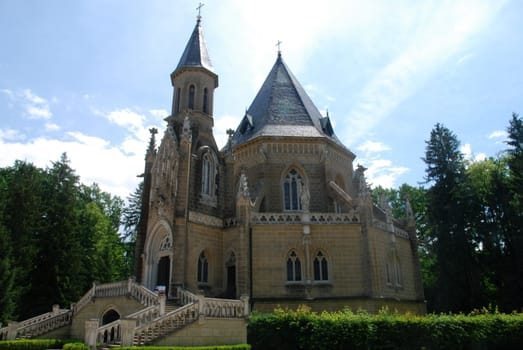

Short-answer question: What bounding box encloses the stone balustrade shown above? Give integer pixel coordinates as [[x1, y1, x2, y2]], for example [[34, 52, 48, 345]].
[[0, 326, 8, 340], [73, 284, 96, 314], [251, 211, 360, 225], [133, 302, 199, 346], [177, 287, 198, 305], [126, 305, 161, 327], [14, 309, 72, 339], [129, 281, 160, 307], [202, 297, 246, 318], [95, 319, 121, 345]]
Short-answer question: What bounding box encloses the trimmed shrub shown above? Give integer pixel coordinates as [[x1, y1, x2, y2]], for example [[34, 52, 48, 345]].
[[248, 307, 523, 350], [118, 345, 251, 350], [63, 342, 89, 350], [0, 339, 67, 350]]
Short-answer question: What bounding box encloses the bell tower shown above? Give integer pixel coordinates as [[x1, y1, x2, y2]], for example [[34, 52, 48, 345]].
[[168, 13, 218, 148]]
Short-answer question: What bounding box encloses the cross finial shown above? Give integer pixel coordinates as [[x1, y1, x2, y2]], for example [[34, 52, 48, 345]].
[[276, 40, 282, 56], [226, 129, 235, 138], [196, 2, 204, 21]]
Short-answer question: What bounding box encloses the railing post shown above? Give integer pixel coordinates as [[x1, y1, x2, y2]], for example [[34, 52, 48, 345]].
[[197, 292, 205, 322], [240, 295, 250, 317], [92, 281, 97, 298], [159, 294, 166, 315], [120, 318, 137, 346], [52, 304, 60, 314], [84, 318, 99, 350], [6, 322, 19, 340]]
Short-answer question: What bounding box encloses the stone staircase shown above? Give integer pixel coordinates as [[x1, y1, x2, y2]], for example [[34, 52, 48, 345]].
[[1, 279, 249, 348]]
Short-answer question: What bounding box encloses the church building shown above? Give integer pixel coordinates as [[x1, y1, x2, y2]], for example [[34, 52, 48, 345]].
[[135, 15, 425, 314]]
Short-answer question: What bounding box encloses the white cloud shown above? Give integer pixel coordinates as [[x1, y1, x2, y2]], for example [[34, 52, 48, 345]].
[[214, 114, 242, 149], [362, 159, 409, 189], [0, 128, 25, 141], [0, 134, 144, 199], [149, 109, 169, 122], [106, 109, 146, 133], [45, 122, 60, 131], [488, 130, 506, 139], [26, 105, 52, 119], [357, 141, 391, 153], [340, 1, 504, 145], [461, 143, 487, 162]]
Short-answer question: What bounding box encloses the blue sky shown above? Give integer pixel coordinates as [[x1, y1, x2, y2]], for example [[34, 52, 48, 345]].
[[1, 0, 522, 199]]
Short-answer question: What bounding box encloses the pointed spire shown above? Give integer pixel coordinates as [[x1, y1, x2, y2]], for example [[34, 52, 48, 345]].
[[174, 16, 214, 74]]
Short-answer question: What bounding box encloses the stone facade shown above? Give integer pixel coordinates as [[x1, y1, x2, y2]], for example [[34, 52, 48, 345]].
[[135, 17, 425, 314]]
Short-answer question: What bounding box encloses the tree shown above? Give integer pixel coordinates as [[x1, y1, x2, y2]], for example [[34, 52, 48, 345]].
[[27, 153, 83, 315], [422, 123, 481, 312]]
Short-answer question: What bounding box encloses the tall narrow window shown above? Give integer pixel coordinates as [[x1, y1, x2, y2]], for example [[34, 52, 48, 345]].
[[286, 250, 302, 282], [201, 153, 213, 196], [188, 85, 195, 110], [203, 88, 208, 114], [283, 169, 303, 211], [313, 251, 329, 281], [176, 88, 181, 113], [197, 252, 208, 283], [394, 258, 402, 286]]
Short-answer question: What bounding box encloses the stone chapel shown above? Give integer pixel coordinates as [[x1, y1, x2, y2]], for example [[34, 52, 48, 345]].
[[134, 16, 426, 314]]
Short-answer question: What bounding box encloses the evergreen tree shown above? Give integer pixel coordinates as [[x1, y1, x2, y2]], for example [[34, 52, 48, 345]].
[[27, 153, 83, 315], [504, 113, 523, 310], [1, 161, 46, 319], [422, 123, 481, 312]]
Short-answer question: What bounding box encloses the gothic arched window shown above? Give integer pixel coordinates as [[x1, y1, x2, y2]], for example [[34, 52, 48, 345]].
[[197, 251, 208, 283], [188, 84, 195, 110], [313, 251, 329, 281], [286, 250, 302, 282], [203, 88, 208, 114], [283, 169, 303, 211], [201, 152, 214, 196]]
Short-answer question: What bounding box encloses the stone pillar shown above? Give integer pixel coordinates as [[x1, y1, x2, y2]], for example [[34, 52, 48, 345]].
[[127, 277, 133, 294], [120, 318, 137, 347], [84, 318, 99, 350], [159, 294, 166, 315], [6, 322, 19, 340], [52, 304, 60, 314], [240, 295, 250, 317], [197, 292, 206, 323]]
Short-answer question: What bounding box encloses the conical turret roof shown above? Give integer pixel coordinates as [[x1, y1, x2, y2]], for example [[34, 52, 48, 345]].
[[232, 53, 344, 148], [174, 19, 215, 74]]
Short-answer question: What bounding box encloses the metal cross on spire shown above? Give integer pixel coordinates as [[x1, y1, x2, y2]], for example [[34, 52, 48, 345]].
[[196, 2, 205, 21], [276, 40, 282, 56]]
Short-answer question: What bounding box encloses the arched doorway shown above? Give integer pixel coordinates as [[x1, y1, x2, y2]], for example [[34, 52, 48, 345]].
[[225, 252, 236, 299], [143, 220, 174, 295], [156, 255, 171, 295], [101, 309, 120, 325]]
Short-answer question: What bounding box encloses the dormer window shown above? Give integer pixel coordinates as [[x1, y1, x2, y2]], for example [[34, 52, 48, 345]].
[[188, 84, 195, 110]]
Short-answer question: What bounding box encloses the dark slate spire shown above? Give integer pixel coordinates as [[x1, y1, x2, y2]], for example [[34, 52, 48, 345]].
[[232, 53, 344, 148], [174, 18, 214, 73]]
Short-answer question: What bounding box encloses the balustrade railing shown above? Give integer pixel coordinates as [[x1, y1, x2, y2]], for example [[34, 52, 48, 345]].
[[176, 287, 198, 305], [129, 281, 160, 307], [0, 326, 8, 340], [95, 319, 121, 345], [202, 297, 245, 318], [15, 310, 72, 339], [133, 302, 199, 346], [251, 211, 360, 224]]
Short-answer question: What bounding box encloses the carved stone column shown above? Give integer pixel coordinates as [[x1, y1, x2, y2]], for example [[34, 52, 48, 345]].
[[84, 318, 99, 350], [120, 318, 137, 346]]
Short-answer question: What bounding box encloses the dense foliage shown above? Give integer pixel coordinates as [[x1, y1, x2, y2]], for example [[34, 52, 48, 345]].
[[118, 346, 251, 350], [375, 114, 523, 313], [0, 154, 135, 323], [248, 307, 523, 350]]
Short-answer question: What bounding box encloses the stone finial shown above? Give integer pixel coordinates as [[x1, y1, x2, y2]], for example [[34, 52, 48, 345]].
[[355, 164, 370, 198], [405, 194, 415, 224], [237, 171, 250, 198]]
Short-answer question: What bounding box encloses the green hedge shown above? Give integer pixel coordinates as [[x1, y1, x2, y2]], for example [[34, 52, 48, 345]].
[[62, 342, 89, 350], [0, 339, 68, 350], [248, 306, 523, 350], [119, 346, 250, 350]]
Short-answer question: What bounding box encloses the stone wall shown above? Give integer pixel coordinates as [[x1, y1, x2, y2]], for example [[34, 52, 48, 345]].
[[154, 318, 247, 347]]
